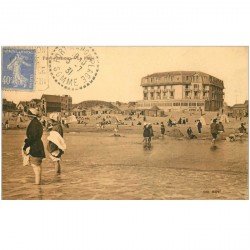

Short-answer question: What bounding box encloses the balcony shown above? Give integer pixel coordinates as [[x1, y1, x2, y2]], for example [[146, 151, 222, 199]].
[[149, 89, 155, 93], [184, 88, 192, 92]]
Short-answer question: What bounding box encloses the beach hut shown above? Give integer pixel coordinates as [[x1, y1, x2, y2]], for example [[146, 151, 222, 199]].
[[147, 106, 164, 117]]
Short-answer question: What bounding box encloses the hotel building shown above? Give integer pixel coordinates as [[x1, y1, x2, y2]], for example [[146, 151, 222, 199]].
[[137, 71, 224, 111]]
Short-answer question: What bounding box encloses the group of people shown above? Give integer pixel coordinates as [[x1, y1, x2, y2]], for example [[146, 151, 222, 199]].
[[22, 108, 66, 185]]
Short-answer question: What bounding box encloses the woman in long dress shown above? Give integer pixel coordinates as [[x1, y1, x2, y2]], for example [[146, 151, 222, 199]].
[[23, 108, 45, 184]]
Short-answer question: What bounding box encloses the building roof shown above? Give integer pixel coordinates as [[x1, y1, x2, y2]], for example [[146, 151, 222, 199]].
[[150, 105, 161, 111], [232, 104, 247, 109], [42, 94, 61, 103], [72, 107, 86, 112], [146, 71, 207, 78], [141, 71, 224, 88], [30, 99, 41, 103], [17, 101, 29, 106]]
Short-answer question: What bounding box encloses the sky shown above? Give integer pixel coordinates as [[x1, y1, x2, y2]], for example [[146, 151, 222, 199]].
[[3, 47, 248, 106]]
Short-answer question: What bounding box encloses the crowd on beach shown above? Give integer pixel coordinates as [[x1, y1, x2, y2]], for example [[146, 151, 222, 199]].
[[2, 107, 248, 184], [142, 116, 247, 146]]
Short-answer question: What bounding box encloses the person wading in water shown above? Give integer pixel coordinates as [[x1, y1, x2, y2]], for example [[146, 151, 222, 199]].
[[210, 119, 219, 145], [23, 108, 45, 185], [47, 113, 66, 174]]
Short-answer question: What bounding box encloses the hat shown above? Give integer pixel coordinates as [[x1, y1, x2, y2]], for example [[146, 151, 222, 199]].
[[27, 108, 39, 117], [49, 112, 59, 121]]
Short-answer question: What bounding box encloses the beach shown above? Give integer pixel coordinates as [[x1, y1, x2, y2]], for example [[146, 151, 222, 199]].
[[2, 114, 248, 199]]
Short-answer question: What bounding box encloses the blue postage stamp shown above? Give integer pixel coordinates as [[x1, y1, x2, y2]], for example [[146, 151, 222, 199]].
[[1, 48, 35, 91]]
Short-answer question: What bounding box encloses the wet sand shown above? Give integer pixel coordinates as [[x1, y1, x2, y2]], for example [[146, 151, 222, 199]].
[[2, 128, 248, 200]]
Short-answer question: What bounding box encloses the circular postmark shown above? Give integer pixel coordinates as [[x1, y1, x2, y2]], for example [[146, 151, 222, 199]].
[[48, 47, 99, 91]]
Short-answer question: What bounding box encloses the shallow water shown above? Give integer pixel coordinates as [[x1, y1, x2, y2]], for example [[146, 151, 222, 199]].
[[2, 130, 248, 199]]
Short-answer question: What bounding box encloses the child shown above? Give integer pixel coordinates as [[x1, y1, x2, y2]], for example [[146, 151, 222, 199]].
[[47, 113, 66, 174]]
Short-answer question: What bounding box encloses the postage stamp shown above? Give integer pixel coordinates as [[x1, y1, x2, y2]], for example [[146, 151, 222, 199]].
[[1, 48, 36, 91], [48, 46, 99, 91]]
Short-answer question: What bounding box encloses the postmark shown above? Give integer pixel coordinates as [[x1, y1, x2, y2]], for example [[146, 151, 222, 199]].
[[48, 47, 99, 91], [1, 48, 36, 91]]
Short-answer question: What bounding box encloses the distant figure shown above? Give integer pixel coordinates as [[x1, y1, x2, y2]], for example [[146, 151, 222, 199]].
[[23, 108, 45, 185], [178, 118, 182, 124], [160, 122, 165, 137], [114, 123, 119, 136], [5, 120, 9, 129], [168, 118, 173, 127], [187, 127, 197, 139], [218, 121, 225, 133], [143, 123, 151, 148], [210, 119, 219, 144], [42, 119, 46, 128], [197, 120, 202, 134], [239, 123, 247, 134], [143, 116, 146, 122], [148, 123, 154, 143], [218, 121, 225, 140]]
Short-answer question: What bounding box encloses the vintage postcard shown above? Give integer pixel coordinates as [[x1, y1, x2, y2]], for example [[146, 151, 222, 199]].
[[1, 46, 248, 200]]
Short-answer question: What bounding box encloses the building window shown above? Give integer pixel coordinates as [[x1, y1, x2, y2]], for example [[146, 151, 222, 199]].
[[186, 76, 189, 81], [173, 103, 180, 106], [189, 103, 197, 106]]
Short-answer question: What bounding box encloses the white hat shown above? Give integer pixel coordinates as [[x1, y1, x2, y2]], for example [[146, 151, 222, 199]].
[[28, 108, 39, 117], [49, 112, 59, 121]]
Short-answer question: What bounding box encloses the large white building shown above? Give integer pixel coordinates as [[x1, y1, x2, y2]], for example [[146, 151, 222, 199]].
[[137, 71, 224, 111]]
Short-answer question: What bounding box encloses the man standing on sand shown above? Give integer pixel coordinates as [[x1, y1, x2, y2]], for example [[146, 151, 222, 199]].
[[197, 120, 202, 134], [23, 108, 45, 185], [5, 119, 9, 129], [210, 119, 219, 144], [160, 122, 165, 138]]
